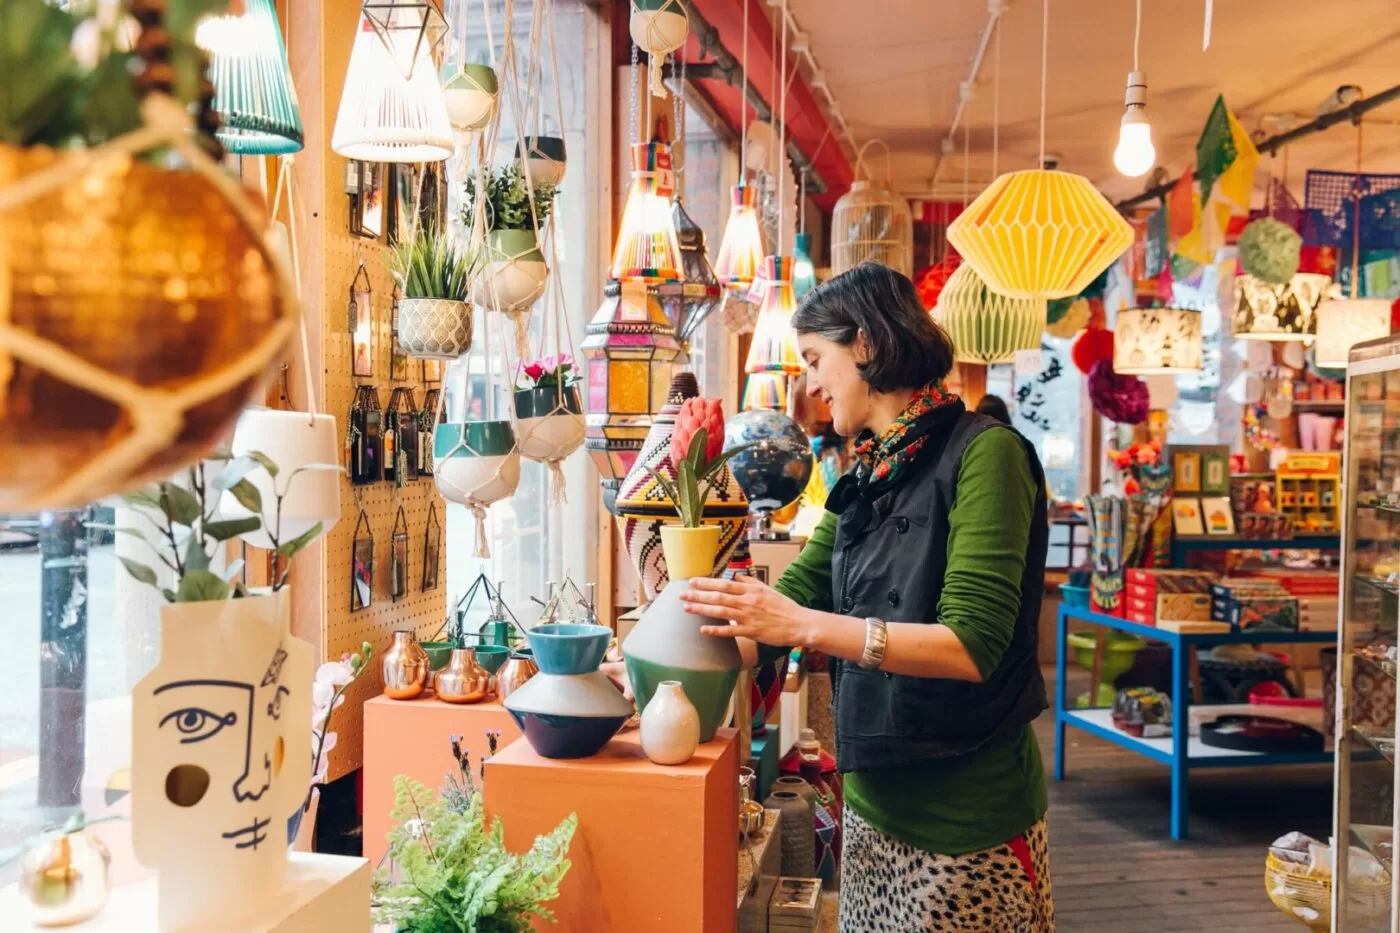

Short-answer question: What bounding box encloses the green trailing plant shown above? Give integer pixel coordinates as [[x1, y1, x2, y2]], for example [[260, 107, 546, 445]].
[[374, 739, 576, 933], [114, 452, 341, 601], [391, 227, 479, 302], [461, 164, 557, 233]]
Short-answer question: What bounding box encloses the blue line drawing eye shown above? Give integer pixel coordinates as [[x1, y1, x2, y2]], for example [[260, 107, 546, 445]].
[[160, 707, 237, 744]]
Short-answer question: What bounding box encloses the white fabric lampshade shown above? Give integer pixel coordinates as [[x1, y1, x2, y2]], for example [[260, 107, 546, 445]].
[[1314, 298, 1391, 368], [1113, 307, 1203, 374], [219, 409, 341, 550], [332, 15, 453, 163]]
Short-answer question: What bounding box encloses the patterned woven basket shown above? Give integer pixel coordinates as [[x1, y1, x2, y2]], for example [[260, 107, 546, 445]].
[[397, 298, 472, 359]]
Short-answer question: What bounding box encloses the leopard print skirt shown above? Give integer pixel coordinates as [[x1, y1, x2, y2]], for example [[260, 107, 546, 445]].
[[838, 807, 1054, 933]]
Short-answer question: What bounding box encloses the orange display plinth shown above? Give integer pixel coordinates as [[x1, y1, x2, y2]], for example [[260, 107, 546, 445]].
[[484, 728, 740, 933], [363, 694, 521, 868]]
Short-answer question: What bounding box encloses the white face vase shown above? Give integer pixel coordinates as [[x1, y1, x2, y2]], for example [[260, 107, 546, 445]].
[[132, 589, 312, 931]]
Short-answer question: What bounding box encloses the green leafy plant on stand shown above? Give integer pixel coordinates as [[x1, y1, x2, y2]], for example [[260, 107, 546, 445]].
[[375, 739, 577, 933], [460, 164, 557, 233], [390, 227, 479, 302]]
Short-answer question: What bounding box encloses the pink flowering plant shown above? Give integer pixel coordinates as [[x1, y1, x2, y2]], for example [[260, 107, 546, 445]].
[[306, 642, 374, 814], [517, 354, 576, 390]]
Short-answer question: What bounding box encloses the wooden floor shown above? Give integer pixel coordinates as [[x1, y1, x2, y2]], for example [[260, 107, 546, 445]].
[[1039, 666, 1334, 932]]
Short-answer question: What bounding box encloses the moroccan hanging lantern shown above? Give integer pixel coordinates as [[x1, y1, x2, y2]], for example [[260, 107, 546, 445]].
[[933, 263, 1047, 365], [610, 140, 683, 283], [1233, 272, 1332, 342], [1112, 307, 1203, 375], [581, 280, 681, 482], [1314, 298, 1391, 368], [195, 0, 304, 154], [745, 256, 803, 376], [946, 170, 1134, 300], [714, 184, 765, 292], [655, 197, 722, 346], [332, 3, 453, 163]]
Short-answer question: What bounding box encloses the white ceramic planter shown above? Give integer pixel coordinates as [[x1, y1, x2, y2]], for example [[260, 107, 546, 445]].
[[639, 680, 700, 765], [511, 385, 584, 463], [219, 408, 340, 549], [473, 230, 549, 313], [397, 297, 472, 359]]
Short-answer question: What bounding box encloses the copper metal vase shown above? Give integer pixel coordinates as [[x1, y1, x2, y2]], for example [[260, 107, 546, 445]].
[[381, 630, 430, 700], [434, 647, 491, 704], [495, 648, 539, 701]]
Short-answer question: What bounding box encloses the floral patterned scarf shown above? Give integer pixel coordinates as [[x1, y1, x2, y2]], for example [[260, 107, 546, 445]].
[[853, 381, 962, 488]]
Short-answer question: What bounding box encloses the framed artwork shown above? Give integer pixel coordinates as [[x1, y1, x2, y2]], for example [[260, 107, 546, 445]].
[[1201, 450, 1230, 496], [350, 510, 374, 612], [390, 294, 409, 381], [388, 162, 447, 245], [350, 162, 385, 239], [422, 502, 441, 591], [350, 263, 374, 378], [1171, 498, 1205, 536], [1169, 444, 1230, 496], [422, 358, 442, 384], [1202, 497, 1235, 535], [390, 506, 409, 602], [1172, 452, 1201, 493]]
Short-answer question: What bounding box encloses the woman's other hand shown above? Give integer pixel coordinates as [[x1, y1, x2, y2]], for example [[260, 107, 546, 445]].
[[683, 576, 814, 648]]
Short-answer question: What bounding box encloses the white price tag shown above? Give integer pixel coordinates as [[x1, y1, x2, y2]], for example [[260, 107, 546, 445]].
[[1014, 349, 1043, 376]]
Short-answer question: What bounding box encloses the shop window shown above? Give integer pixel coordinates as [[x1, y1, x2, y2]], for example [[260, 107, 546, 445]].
[[986, 336, 1086, 502]]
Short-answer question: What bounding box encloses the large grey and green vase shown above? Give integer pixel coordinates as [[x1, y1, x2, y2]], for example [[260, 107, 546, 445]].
[[623, 577, 741, 742]]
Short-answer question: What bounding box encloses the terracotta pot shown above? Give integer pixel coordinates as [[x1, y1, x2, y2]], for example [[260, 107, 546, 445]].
[[639, 680, 700, 765], [381, 630, 431, 700], [434, 647, 491, 704]]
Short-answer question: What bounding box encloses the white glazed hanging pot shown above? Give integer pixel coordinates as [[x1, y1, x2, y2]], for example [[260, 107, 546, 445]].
[[511, 383, 585, 462], [219, 408, 340, 549], [516, 135, 567, 187], [433, 421, 521, 506], [397, 297, 473, 359], [474, 229, 548, 313], [441, 62, 498, 133]]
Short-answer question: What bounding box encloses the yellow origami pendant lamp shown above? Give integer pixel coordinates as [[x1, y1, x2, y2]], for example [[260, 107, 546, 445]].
[[946, 0, 1133, 301]]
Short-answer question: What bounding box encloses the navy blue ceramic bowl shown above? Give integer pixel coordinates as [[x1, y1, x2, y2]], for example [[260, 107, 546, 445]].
[[508, 709, 628, 759], [526, 623, 612, 675]]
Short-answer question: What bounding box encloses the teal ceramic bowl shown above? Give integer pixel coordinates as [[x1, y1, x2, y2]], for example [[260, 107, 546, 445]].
[[434, 421, 516, 461], [526, 623, 612, 676], [474, 644, 510, 676], [421, 641, 456, 671]]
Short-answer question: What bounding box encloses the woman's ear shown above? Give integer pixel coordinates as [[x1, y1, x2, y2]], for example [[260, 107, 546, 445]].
[[853, 329, 872, 365]]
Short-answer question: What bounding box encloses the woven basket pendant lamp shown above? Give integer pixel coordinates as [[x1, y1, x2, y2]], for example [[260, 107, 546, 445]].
[[745, 256, 802, 376], [610, 141, 684, 283], [831, 140, 913, 277], [714, 184, 766, 291], [195, 0, 303, 154], [933, 263, 1047, 364], [332, 4, 453, 163]]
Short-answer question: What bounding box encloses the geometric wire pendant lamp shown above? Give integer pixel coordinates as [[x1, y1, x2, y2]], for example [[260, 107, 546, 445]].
[[195, 0, 304, 155], [332, 3, 454, 163], [933, 263, 1047, 364]]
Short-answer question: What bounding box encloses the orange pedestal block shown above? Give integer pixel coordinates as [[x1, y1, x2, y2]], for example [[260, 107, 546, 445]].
[[362, 694, 521, 867], [484, 728, 740, 933]]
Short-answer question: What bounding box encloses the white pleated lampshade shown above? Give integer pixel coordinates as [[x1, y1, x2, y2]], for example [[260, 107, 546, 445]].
[[218, 409, 341, 550], [1314, 298, 1391, 368], [332, 14, 453, 163]]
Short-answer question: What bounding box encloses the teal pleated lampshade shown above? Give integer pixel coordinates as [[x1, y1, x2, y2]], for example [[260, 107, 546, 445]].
[[197, 0, 304, 155]]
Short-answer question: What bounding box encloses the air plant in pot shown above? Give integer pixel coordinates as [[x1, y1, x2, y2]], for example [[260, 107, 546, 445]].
[[390, 226, 478, 360]]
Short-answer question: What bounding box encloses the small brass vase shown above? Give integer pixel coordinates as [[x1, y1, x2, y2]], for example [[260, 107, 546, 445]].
[[495, 647, 539, 701], [434, 647, 492, 704], [381, 630, 430, 700]]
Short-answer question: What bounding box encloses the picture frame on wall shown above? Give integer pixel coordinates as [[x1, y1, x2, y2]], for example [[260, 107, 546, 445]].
[[388, 162, 447, 245], [350, 264, 374, 378], [1202, 497, 1236, 535], [1201, 449, 1230, 496], [350, 161, 384, 239], [390, 294, 409, 382], [422, 502, 441, 592], [1172, 452, 1201, 493], [422, 358, 442, 384], [350, 510, 374, 612]]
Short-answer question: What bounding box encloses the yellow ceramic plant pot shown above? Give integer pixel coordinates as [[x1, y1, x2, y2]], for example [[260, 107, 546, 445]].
[[659, 525, 722, 580]]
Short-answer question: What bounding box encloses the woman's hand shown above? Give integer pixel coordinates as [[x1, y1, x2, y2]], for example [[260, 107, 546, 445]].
[[682, 576, 815, 648]]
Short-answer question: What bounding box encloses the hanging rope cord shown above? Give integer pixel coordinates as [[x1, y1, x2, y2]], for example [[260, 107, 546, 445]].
[[267, 155, 319, 426], [1038, 0, 1048, 167], [1350, 116, 1363, 299]]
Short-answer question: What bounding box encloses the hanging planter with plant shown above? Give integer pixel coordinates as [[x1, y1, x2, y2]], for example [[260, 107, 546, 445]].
[[463, 164, 554, 356], [441, 62, 499, 133], [516, 134, 567, 186], [434, 420, 521, 558], [512, 354, 584, 503], [391, 226, 478, 359]]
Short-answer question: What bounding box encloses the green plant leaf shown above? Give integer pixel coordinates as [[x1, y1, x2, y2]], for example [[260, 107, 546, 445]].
[[213, 454, 262, 491], [117, 556, 159, 587], [245, 450, 279, 478], [0, 0, 80, 145], [275, 521, 324, 559], [226, 479, 263, 516], [120, 488, 162, 510], [176, 569, 231, 602], [78, 50, 141, 146], [161, 588, 178, 603], [184, 533, 210, 573], [204, 517, 262, 542], [159, 484, 201, 527]]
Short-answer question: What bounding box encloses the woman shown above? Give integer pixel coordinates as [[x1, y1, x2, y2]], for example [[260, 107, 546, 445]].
[[975, 393, 1012, 425], [684, 263, 1053, 932]]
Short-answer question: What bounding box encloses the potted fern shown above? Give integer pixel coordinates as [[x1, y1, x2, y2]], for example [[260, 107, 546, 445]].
[[391, 227, 478, 360], [463, 163, 556, 314]]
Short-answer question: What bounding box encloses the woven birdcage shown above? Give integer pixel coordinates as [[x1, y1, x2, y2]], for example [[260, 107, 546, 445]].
[[831, 141, 913, 277]]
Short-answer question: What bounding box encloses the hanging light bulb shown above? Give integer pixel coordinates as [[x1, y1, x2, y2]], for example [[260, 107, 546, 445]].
[[745, 256, 802, 376], [792, 232, 818, 299], [610, 141, 684, 283], [1113, 72, 1155, 177], [714, 184, 766, 292], [195, 0, 303, 154]]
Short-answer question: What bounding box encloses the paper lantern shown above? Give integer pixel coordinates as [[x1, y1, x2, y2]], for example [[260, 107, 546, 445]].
[[581, 281, 681, 481], [219, 409, 340, 549], [946, 170, 1134, 300], [1315, 298, 1391, 368], [1072, 326, 1115, 374], [916, 257, 960, 311], [745, 257, 802, 376], [610, 141, 683, 283], [331, 12, 453, 163], [714, 184, 765, 291], [742, 373, 788, 412], [1237, 217, 1301, 285], [1113, 307, 1203, 374], [195, 0, 303, 154], [1233, 272, 1332, 342], [933, 263, 1047, 364], [655, 197, 722, 344], [793, 232, 818, 300]]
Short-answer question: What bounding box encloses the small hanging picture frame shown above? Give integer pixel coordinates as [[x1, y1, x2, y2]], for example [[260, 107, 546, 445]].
[[422, 358, 442, 384], [350, 510, 375, 612], [349, 262, 374, 378], [418, 388, 440, 477], [384, 387, 419, 486], [350, 161, 385, 240], [422, 501, 441, 592], [390, 288, 410, 381], [390, 506, 410, 601], [348, 385, 384, 485]]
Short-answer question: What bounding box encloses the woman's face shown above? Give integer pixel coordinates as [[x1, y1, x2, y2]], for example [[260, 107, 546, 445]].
[[799, 332, 870, 437]]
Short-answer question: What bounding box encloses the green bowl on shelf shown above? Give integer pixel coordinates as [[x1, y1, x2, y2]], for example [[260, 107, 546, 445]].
[[1067, 631, 1147, 704]]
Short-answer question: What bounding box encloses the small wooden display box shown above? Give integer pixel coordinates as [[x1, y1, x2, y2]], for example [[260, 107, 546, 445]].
[[362, 694, 522, 867], [1275, 451, 1341, 533], [484, 728, 740, 933]]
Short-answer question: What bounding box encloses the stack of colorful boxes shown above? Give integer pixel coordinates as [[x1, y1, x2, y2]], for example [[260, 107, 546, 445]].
[[1123, 569, 1216, 627], [1210, 579, 1301, 633]]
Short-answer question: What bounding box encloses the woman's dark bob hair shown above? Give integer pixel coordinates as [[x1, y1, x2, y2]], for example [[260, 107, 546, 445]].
[[791, 261, 956, 393]]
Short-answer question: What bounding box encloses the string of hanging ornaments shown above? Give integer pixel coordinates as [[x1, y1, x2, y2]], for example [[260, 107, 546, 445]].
[[830, 139, 913, 277], [946, 0, 1133, 301], [0, 11, 298, 511]]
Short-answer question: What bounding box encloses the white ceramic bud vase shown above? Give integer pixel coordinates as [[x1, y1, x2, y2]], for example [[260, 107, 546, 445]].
[[639, 679, 700, 765]]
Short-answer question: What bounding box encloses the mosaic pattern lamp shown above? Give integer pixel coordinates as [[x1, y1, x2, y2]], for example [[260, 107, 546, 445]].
[[1314, 298, 1390, 367], [610, 141, 683, 283], [933, 263, 1047, 365], [196, 0, 303, 154], [946, 170, 1134, 300], [655, 197, 722, 347], [714, 185, 765, 292], [1113, 307, 1203, 374], [582, 280, 681, 482], [1233, 272, 1333, 342], [745, 256, 802, 376]]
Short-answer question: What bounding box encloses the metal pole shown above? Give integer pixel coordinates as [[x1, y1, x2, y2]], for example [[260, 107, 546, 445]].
[[37, 508, 89, 809]]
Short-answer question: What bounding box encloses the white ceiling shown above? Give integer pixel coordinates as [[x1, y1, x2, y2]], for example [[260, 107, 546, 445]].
[[788, 0, 1400, 205]]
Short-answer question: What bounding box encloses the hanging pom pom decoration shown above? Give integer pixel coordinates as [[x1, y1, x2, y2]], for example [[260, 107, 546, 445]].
[[1087, 360, 1149, 425], [1072, 325, 1115, 375], [1237, 217, 1302, 285], [915, 257, 960, 311], [628, 0, 689, 99]]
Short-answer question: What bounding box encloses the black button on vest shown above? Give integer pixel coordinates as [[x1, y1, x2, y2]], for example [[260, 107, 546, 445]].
[[841, 595, 855, 612], [895, 516, 911, 533], [887, 588, 901, 608]]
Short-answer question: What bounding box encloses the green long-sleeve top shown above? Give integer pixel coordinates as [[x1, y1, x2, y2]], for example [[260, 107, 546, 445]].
[[770, 427, 1046, 856]]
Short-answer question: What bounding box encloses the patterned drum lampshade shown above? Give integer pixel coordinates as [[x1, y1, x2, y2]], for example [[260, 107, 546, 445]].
[[1233, 273, 1333, 342], [582, 280, 681, 482], [1113, 307, 1203, 375], [1314, 298, 1391, 368]]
